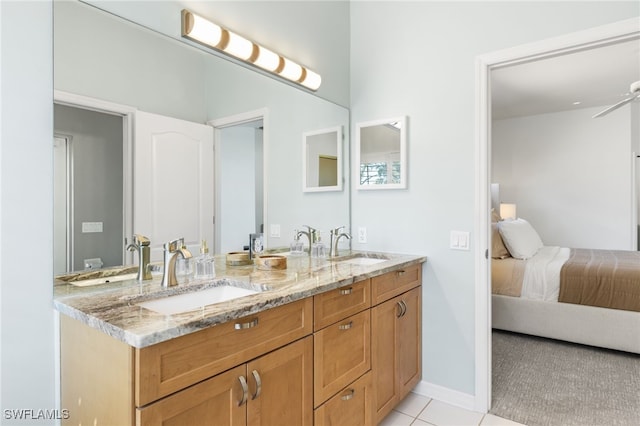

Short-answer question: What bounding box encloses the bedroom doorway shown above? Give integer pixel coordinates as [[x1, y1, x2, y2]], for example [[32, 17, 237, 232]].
[[475, 17, 640, 412]]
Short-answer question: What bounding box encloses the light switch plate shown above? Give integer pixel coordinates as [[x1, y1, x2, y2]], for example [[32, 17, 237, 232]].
[[82, 222, 103, 233], [450, 231, 470, 250]]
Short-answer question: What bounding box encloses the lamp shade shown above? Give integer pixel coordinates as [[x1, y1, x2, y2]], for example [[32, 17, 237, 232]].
[[500, 203, 517, 220]]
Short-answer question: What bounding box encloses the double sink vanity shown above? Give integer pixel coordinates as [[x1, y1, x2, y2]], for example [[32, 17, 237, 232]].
[[54, 250, 425, 426]]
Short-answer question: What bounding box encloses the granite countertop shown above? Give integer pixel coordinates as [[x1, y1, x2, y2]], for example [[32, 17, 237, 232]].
[[54, 250, 426, 348]]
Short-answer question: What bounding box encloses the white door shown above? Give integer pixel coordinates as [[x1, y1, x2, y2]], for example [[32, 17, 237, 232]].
[[134, 111, 214, 260]]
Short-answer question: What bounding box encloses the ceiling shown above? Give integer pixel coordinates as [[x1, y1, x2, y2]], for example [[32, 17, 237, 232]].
[[491, 37, 640, 120]]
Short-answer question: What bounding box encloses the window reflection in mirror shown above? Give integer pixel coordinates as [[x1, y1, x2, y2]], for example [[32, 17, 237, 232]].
[[303, 126, 343, 192], [355, 117, 407, 190]]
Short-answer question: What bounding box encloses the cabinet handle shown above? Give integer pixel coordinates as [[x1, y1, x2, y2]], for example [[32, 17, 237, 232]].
[[339, 287, 353, 295], [396, 300, 407, 318], [338, 321, 353, 330], [396, 270, 406, 276], [341, 389, 355, 401], [234, 318, 259, 330], [238, 376, 248, 406], [251, 370, 262, 400]]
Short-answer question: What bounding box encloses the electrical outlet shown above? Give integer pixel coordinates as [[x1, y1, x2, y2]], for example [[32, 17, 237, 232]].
[[270, 224, 281, 238], [358, 227, 367, 243]]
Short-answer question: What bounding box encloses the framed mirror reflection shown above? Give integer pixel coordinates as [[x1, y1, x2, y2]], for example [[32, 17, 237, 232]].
[[355, 116, 407, 190], [303, 126, 343, 192]]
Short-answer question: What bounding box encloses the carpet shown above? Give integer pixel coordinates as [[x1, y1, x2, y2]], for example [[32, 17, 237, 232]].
[[490, 330, 640, 426]]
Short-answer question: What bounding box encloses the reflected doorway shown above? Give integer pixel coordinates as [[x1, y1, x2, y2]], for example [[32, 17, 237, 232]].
[[211, 110, 266, 255]]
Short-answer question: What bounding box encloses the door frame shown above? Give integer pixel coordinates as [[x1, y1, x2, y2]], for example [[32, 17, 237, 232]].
[[474, 17, 640, 412], [208, 108, 269, 254], [53, 90, 137, 264]]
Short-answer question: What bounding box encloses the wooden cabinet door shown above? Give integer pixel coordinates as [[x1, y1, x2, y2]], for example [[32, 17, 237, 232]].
[[246, 336, 313, 426], [371, 295, 401, 423], [397, 286, 422, 399], [136, 365, 246, 426], [371, 286, 422, 423]]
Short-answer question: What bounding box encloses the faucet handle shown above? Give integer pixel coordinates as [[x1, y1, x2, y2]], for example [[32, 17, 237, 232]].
[[134, 234, 150, 246], [164, 238, 185, 252], [331, 226, 346, 235]]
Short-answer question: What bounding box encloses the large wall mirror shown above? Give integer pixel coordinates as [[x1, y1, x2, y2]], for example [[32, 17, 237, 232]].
[[303, 126, 343, 192], [53, 0, 350, 274], [355, 117, 407, 190]]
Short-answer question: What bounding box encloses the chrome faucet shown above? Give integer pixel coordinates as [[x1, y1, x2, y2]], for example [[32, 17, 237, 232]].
[[161, 238, 192, 287], [329, 226, 352, 257], [296, 225, 318, 254], [126, 234, 152, 281]]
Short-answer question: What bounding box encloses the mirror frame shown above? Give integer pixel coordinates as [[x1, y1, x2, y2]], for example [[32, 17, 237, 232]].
[[355, 116, 407, 190], [302, 125, 343, 193]]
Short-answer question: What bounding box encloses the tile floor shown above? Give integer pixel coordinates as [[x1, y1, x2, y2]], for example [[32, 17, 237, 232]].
[[379, 392, 526, 426]]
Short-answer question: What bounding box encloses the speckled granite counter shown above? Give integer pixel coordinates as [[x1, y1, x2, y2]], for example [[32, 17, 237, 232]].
[[54, 250, 425, 348]]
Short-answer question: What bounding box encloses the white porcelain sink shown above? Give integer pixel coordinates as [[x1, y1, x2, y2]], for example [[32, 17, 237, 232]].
[[338, 257, 388, 266], [138, 285, 259, 315]]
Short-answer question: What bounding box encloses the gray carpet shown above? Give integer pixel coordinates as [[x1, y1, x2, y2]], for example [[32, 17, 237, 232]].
[[490, 330, 640, 426]]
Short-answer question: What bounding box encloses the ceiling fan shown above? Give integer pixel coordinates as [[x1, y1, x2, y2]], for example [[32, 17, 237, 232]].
[[592, 80, 640, 118]]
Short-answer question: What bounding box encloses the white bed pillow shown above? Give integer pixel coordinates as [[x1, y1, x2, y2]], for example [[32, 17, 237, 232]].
[[497, 218, 543, 259]]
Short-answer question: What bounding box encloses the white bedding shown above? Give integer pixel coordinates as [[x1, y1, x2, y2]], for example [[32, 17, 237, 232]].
[[521, 246, 570, 302]]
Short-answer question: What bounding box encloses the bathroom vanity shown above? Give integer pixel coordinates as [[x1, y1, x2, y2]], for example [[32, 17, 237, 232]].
[[54, 251, 425, 425]]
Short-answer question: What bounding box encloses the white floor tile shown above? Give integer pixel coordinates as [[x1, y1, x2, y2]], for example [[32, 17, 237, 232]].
[[394, 392, 432, 417], [417, 400, 484, 426], [411, 419, 434, 426], [480, 414, 526, 426], [379, 410, 415, 426]]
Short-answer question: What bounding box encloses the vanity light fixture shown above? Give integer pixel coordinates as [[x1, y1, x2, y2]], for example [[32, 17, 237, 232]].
[[181, 9, 322, 91]]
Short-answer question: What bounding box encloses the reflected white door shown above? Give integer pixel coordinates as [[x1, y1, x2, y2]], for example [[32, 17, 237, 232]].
[[53, 136, 70, 274], [134, 111, 214, 260]]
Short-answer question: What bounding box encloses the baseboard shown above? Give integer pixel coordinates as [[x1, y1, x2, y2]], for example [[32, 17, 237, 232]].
[[412, 380, 478, 412]]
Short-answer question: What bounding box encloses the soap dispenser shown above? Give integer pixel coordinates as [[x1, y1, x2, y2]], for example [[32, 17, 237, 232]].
[[290, 229, 304, 255], [194, 240, 215, 280], [311, 232, 327, 258]]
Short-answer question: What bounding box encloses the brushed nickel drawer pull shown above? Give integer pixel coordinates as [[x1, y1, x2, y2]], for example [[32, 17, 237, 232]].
[[235, 318, 259, 330], [251, 370, 262, 400], [238, 375, 248, 406], [341, 389, 355, 401], [396, 301, 407, 318], [338, 321, 353, 330], [339, 287, 353, 295]]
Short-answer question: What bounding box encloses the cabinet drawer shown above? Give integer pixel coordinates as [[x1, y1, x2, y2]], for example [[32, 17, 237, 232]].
[[371, 263, 421, 305], [313, 310, 370, 407], [136, 365, 247, 426], [314, 279, 370, 331], [314, 372, 373, 426], [135, 298, 313, 406]]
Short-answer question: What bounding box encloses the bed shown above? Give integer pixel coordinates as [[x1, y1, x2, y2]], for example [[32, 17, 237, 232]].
[[491, 217, 640, 354]]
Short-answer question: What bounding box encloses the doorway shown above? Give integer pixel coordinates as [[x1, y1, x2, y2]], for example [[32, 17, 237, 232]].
[[209, 109, 268, 255], [475, 18, 640, 411], [53, 103, 127, 273]]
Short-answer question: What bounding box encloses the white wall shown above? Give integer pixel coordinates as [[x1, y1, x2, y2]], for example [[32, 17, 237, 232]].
[[493, 106, 633, 250], [350, 1, 639, 400], [1, 0, 56, 422]]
